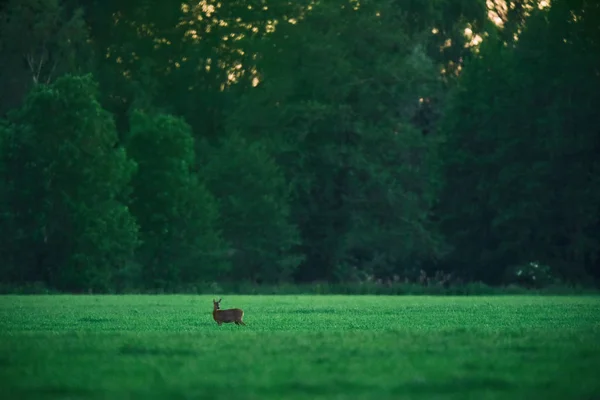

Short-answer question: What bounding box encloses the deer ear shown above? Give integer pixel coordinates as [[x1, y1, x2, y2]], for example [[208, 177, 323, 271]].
[[218, 298, 222, 302]]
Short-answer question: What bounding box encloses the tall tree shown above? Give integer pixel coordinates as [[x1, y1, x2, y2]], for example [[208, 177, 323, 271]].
[[438, 0, 600, 283], [0, 119, 11, 280], [228, 0, 451, 282], [437, 31, 514, 282], [126, 110, 230, 288], [0, 0, 91, 115], [1, 74, 139, 291], [77, 0, 313, 137], [199, 132, 302, 283]]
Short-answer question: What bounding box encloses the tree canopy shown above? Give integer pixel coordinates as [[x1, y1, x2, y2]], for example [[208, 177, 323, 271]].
[[1, 0, 598, 292]]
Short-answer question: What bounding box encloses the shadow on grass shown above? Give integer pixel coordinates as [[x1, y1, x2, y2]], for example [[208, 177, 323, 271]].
[[0, 356, 11, 367], [118, 344, 198, 357], [257, 378, 511, 397], [509, 344, 541, 354], [396, 377, 513, 394], [78, 317, 112, 323], [260, 380, 375, 396], [11, 386, 95, 398]]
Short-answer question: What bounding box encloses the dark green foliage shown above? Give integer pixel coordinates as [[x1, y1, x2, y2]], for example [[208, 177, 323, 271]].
[[0, 0, 92, 115], [200, 132, 302, 283], [1, 74, 139, 291], [126, 111, 230, 287], [438, 0, 600, 283], [437, 33, 513, 283], [229, 0, 448, 282], [0, 120, 12, 279], [1, 0, 599, 292]]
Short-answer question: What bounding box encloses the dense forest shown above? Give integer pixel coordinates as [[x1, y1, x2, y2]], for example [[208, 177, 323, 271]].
[[0, 0, 598, 293]]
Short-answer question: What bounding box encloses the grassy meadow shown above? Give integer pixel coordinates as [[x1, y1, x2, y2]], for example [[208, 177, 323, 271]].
[[0, 294, 599, 399]]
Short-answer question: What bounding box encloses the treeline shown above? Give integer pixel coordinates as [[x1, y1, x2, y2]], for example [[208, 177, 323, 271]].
[[0, 0, 598, 293]]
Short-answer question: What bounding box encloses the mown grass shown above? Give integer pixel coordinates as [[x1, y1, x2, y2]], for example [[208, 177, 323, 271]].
[[0, 295, 599, 399]]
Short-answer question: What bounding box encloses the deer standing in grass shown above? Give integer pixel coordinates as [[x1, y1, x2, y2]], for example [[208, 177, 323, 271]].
[[212, 298, 246, 326]]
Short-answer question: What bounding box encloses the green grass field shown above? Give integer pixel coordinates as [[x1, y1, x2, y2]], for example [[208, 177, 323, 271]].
[[0, 295, 599, 399]]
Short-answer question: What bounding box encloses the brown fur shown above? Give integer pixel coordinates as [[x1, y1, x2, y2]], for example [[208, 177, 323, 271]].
[[212, 298, 246, 326]]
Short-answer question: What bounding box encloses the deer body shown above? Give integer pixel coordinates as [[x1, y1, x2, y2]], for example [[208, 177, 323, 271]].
[[212, 298, 246, 326]]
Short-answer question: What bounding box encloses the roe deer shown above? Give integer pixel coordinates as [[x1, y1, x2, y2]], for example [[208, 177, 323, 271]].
[[212, 298, 246, 326]]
